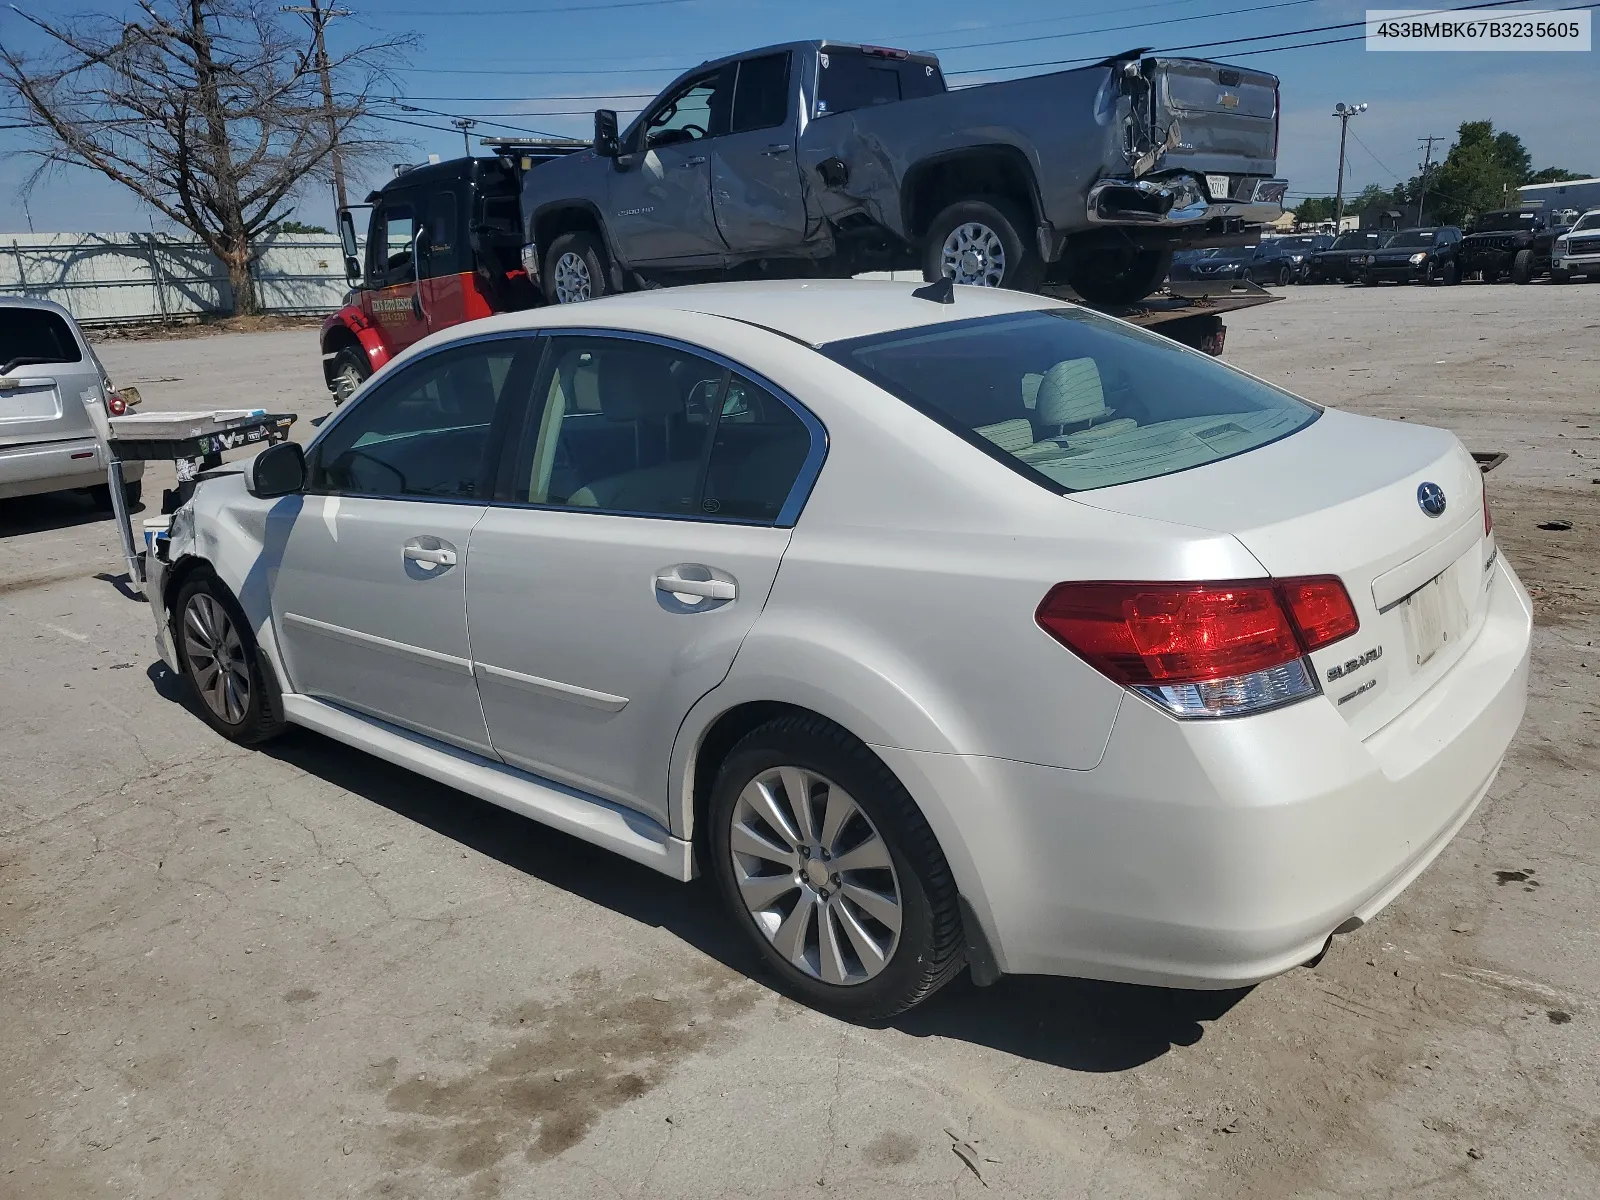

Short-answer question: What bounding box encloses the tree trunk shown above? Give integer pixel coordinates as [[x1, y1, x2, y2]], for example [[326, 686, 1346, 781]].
[[223, 236, 259, 316]]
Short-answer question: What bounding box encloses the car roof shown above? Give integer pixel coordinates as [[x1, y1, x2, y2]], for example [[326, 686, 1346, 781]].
[[564, 279, 1066, 347], [0, 294, 78, 321]]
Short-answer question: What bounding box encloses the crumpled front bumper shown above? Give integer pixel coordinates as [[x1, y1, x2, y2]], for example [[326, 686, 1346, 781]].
[[1087, 174, 1288, 228], [146, 549, 179, 673]]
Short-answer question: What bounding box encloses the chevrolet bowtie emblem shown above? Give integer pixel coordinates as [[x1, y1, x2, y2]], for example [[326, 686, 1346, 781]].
[[1219, 92, 1240, 108]]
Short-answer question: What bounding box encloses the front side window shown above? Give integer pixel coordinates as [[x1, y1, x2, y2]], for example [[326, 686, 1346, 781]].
[[312, 339, 536, 499], [511, 336, 812, 523], [642, 69, 732, 149], [371, 202, 416, 287], [1, 308, 83, 372], [1474, 211, 1538, 233], [824, 309, 1319, 493]]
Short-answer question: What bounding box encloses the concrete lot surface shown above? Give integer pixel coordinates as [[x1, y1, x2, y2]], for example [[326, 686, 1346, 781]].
[[2, 284, 1598, 1198]]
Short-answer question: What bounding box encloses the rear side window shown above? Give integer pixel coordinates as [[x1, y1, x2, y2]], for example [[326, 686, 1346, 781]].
[[815, 51, 944, 117], [823, 309, 1319, 493], [1, 308, 83, 372], [731, 53, 790, 133]]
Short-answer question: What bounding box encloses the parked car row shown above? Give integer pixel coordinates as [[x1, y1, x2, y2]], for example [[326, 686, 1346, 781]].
[[1172, 206, 1600, 290]]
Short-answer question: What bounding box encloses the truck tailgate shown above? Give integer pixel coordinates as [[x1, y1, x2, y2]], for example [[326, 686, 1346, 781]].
[[1149, 58, 1278, 176]]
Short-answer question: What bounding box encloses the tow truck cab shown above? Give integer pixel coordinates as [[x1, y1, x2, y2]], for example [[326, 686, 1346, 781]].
[[321, 144, 584, 401]]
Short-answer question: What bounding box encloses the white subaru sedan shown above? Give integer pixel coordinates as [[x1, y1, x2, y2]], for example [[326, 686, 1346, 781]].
[[149, 281, 1531, 1019]]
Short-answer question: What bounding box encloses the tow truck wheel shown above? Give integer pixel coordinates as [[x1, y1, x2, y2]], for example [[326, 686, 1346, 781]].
[[173, 572, 287, 746], [544, 232, 610, 304], [1061, 245, 1174, 307], [330, 347, 370, 406]]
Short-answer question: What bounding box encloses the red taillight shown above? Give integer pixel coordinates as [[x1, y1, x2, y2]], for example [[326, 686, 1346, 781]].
[[860, 44, 909, 59], [1481, 473, 1492, 536], [106, 391, 127, 416], [1036, 577, 1358, 717]]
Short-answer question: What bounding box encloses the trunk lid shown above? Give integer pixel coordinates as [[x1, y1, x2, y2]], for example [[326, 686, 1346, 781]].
[[1069, 409, 1493, 738], [0, 365, 102, 447], [1148, 58, 1278, 174]]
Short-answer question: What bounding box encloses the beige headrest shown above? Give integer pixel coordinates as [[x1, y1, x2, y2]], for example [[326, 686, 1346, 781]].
[[1035, 358, 1111, 427]]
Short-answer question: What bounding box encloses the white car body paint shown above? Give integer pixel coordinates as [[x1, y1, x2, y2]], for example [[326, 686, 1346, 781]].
[[150, 281, 1532, 991]]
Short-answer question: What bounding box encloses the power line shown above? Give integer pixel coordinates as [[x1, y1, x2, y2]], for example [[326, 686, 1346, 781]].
[[363, 0, 697, 16], [924, 0, 1322, 54]]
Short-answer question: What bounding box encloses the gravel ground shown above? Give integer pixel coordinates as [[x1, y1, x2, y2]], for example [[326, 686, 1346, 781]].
[[2, 282, 1597, 1199]]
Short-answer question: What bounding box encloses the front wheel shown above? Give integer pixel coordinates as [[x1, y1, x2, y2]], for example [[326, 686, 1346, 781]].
[[922, 198, 1043, 292], [1511, 248, 1535, 284], [1442, 259, 1460, 285], [1275, 264, 1290, 287], [330, 346, 370, 405], [1062, 245, 1174, 306], [707, 715, 965, 1020], [543, 231, 611, 304], [173, 573, 287, 745]]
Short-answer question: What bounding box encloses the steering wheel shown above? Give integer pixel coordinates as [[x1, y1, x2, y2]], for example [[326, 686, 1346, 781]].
[[680, 123, 707, 140]]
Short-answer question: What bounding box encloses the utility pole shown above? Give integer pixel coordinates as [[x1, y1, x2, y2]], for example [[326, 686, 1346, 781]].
[[1332, 101, 1367, 230], [283, 1, 352, 212], [1416, 135, 1444, 224], [451, 117, 478, 156]]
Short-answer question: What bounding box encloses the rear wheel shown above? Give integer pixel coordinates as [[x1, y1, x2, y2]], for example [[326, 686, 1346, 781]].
[[330, 346, 370, 405], [1062, 244, 1174, 306], [543, 231, 611, 304], [1422, 261, 1438, 286], [173, 572, 287, 745], [922, 198, 1043, 292], [1511, 248, 1535, 284], [1275, 264, 1290, 287], [1442, 259, 1460, 285], [707, 715, 965, 1020]]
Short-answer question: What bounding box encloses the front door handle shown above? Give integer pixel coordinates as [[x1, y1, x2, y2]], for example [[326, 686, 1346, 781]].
[[761, 144, 792, 156], [654, 569, 735, 602], [403, 539, 457, 570], [680, 155, 707, 167]]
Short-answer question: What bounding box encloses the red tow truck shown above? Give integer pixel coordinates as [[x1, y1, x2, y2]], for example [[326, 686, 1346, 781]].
[[323, 141, 585, 402], [321, 143, 1276, 403]]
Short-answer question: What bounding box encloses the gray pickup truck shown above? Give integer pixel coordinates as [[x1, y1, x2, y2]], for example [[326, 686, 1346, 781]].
[[519, 40, 1286, 307]]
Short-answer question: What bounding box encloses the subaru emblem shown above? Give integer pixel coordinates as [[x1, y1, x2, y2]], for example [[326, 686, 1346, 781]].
[[1417, 482, 1447, 517]]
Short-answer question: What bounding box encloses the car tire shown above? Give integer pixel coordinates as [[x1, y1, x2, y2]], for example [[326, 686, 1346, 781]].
[[1511, 248, 1535, 285], [1442, 260, 1460, 285], [922, 198, 1044, 292], [543, 231, 611, 304], [1422, 261, 1437, 286], [89, 480, 142, 511], [330, 346, 370, 405], [1275, 264, 1290, 287], [707, 714, 966, 1021], [172, 571, 288, 746], [1061, 244, 1174, 306]]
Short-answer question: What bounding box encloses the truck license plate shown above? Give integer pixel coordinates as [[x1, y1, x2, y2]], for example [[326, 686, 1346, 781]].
[[1401, 575, 1454, 668], [1205, 174, 1231, 200]]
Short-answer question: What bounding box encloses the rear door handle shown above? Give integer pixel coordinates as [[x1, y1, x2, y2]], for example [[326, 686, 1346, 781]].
[[761, 144, 792, 156], [654, 570, 735, 601]]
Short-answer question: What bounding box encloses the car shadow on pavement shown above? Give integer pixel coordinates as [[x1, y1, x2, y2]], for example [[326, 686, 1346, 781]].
[[145, 664, 1248, 1073], [0, 490, 141, 537]]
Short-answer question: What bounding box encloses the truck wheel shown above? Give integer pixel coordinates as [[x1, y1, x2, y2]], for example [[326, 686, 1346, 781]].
[[922, 199, 1043, 292], [1062, 245, 1174, 306], [330, 346, 370, 405], [544, 231, 610, 304], [1511, 248, 1535, 284]]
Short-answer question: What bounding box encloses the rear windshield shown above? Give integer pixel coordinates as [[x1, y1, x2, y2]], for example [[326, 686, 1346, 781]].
[[823, 309, 1319, 493], [1474, 211, 1538, 232], [815, 50, 944, 116], [1273, 236, 1319, 251], [1, 307, 84, 373], [1387, 230, 1437, 247]]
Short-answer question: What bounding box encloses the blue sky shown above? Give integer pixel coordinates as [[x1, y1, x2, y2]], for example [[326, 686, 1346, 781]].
[[1, 0, 1595, 231]]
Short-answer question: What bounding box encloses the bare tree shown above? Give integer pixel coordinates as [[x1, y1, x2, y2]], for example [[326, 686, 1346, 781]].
[[1, 1, 410, 314]]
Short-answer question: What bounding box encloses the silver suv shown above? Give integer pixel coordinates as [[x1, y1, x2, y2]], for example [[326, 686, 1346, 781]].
[[0, 296, 144, 508]]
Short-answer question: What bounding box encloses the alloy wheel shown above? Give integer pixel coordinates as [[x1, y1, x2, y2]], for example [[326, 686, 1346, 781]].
[[182, 593, 251, 725], [332, 364, 363, 404], [553, 250, 592, 303], [728, 765, 903, 986], [939, 222, 1007, 287]]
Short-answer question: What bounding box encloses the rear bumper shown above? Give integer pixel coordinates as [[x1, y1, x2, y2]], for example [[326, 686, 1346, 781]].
[[0, 437, 144, 500], [1086, 174, 1286, 229], [884, 555, 1532, 990]]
